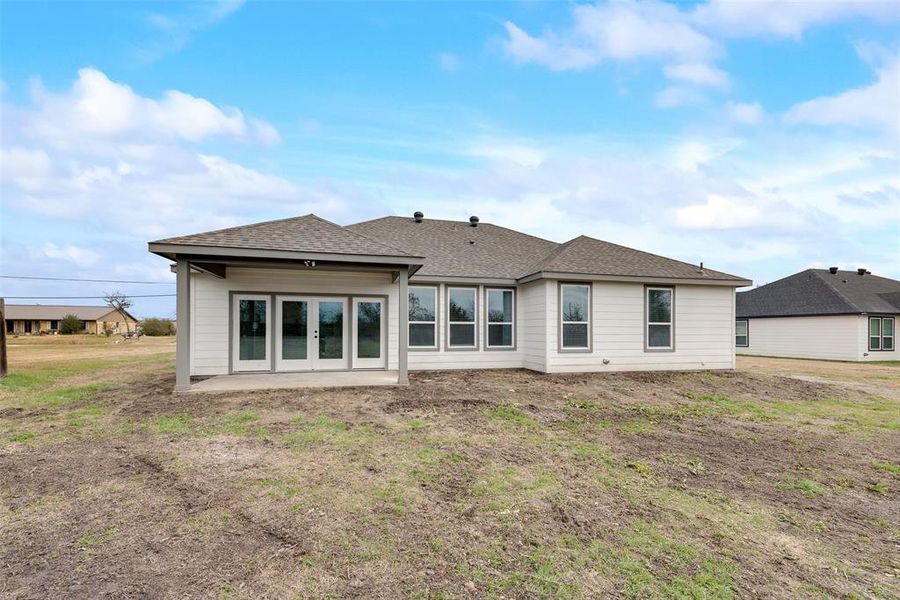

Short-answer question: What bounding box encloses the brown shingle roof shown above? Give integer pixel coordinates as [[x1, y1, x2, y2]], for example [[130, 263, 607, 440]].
[[526, 235, 746, 282], [345, 216, 559, 279], [152, 214, 417, 258]]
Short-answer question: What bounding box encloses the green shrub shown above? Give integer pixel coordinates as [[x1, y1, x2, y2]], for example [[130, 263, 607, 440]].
[[59, 314, 83, 335], [140, 318, 175, 336]]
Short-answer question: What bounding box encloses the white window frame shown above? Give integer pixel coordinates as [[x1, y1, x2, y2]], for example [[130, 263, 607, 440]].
[[485, 288, 515, 350], [446, 286, 478, 350], [869, 316, 894, 352], [408, 285, 438, 350], [645, 286, 674, 351], [735, 319, 749, 348], [559, 283, 591, 352]]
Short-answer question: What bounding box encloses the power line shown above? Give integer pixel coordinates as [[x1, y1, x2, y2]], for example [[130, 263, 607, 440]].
[[0, 275, 174, 284], [3, 294, 176, 299]]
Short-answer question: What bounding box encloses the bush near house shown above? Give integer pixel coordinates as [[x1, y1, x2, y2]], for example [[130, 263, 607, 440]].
[[58, 314, 82, 335], [140, 318, 176, 336]]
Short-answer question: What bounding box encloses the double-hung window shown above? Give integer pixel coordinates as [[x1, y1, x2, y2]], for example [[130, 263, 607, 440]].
[[735, 319, 748, 347], [486, 288, 514, 349], [408, 286, 437, 348], [646, 287, 674, 350], [447, 287, 477, 348], [869, 317, 895, 351], [560, 283, 590, 350]]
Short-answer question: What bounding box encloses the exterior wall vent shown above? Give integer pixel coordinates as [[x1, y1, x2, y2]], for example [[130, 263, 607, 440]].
[[413, 211, 424, 223], [469, 215, 479, 227]]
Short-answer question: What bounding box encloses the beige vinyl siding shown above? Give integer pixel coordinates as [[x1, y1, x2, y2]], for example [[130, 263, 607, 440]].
[[858, 315, 898, 361], [519, 280, 548, 372], [190, 267, 400, 376], [408, 283, 524, 371], [736, 315, 860, 361], [547, 281, 735, 372]]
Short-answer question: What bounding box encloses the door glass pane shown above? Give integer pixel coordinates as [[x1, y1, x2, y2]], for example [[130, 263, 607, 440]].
[[409, 323, 435, 346], [648, 289, 672, 323], [648, 324, 672, 348], [357, 302, 381, 359], [282, 301, 307, 360], [239, 299, 267, 360], [318, 301, 344, 359]]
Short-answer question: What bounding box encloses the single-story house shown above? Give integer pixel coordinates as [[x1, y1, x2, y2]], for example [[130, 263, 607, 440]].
[[148, 213, 751, 391], [4, 304, 139, 335], [736, 268, 898, 361]]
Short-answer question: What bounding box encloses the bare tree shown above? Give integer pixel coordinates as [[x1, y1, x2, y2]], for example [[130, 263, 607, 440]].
[[103, 291, 133, 338]]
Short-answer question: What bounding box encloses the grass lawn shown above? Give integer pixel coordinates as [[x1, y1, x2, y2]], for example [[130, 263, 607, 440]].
[[1, 339, 898, 598]]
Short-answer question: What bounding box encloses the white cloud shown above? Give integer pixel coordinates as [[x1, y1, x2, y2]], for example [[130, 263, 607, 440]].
[[502, 0, 717, 70], [22, 68, 279, 146], [727, 101, 764, 125], [0, 147, 53, 192], [439, 52, 462, 72], [664, 62, 729, 88], [784, 59, 899, 135], [468, 140, 544, 167], [671, 139, 742, 173], [34, 243, 101, 268], [138, 0, 245, 63], [654, 86, 706, 108], [693, 0, 900, 39], [674, 194, 763, 229]]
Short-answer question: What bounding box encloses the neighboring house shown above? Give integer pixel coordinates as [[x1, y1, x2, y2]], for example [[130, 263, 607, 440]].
[[4, 305, 139, 336], [148, 213, 751, 391], [736, 268, 899, 362]]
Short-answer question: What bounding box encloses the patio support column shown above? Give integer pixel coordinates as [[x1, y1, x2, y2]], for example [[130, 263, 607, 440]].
[[398, 266, 409, 385], [175, 258, 191, 392]]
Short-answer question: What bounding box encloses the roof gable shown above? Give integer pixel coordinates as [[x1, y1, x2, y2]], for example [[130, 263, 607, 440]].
[[737, 269, 900, 318], [151, 214, 416, 258]]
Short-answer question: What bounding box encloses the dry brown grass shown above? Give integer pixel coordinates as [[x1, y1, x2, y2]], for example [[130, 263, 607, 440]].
[[1, 340, 898, 599]]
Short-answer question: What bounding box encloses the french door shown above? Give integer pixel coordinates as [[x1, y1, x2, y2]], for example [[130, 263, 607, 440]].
[[352, 297, 386, 369], [275, 296, 349, 371], [234, 295, 385, 373], [233, 294, 272, 372]]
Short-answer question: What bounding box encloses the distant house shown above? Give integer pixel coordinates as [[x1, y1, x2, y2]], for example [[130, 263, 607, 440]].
[[736, 268, 899, 362], [4, 305, 139, 336], [149, 212, 751, 391]]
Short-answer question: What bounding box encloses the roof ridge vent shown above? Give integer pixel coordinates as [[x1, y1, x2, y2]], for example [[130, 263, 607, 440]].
[[829, 266, 838, 274], [857, 268, 867, 276], [413, 211, 424, 223], [469, 215, 479, 227]]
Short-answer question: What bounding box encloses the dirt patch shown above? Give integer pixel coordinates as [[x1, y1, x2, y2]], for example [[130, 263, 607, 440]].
[[2, 357, 898, 598]]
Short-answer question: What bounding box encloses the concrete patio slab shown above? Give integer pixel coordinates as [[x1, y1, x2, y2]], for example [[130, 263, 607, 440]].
[[187, 370, 400, 393]]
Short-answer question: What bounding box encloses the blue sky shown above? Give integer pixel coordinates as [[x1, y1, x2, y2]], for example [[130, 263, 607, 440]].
[[2, 0, 898, 317]]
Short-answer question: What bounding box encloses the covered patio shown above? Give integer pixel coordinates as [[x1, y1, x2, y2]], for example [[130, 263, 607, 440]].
[[188, 370, 401, 393]]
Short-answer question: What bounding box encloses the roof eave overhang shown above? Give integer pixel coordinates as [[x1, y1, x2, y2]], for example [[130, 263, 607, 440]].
[[410, 274, 518, 285], [517, 270, 752, 287], [737, 311, 885, 319], [149, 242, 425, 269]]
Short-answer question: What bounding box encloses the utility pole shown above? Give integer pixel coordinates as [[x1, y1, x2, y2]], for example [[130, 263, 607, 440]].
[[0, 299, 7, 378]]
